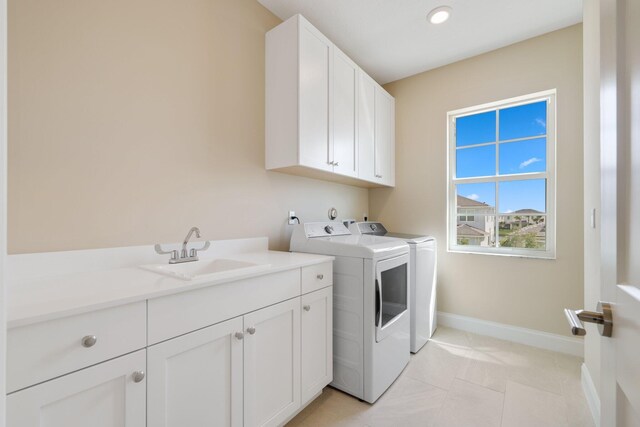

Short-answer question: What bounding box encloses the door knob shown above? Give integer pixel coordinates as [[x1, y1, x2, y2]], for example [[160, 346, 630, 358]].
[[564, 301, 613, 337]]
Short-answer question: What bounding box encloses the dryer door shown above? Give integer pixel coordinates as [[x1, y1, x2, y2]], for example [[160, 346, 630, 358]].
[[375, 253, 409, 342]]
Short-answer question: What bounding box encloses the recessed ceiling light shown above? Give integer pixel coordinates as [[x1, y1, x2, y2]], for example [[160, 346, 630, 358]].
[[427, 6, 452, 24]]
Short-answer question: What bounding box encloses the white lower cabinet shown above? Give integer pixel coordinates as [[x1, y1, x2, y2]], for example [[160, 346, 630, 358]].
[[7, 349, 146, 427], [301, 286, 333, 405], [7, 263, 333, 427], [244, 298, 301, 427], [147, 317, 244, 427]]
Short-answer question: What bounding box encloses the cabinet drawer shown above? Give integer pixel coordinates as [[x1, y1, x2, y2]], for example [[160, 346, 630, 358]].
[[7, 301, 146, 393], [148, 269, 300, 344], [301, 262, 333, 294]]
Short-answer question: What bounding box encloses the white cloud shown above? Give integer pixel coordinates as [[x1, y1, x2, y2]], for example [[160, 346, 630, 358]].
[[505, 209, 514, 214], [466, 193, 480, 200], [519, 157, 542, 169], [535, 118, 546, 127]]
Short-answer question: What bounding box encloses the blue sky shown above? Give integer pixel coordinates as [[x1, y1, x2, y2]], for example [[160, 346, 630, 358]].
[[455, 101, 547, 213]]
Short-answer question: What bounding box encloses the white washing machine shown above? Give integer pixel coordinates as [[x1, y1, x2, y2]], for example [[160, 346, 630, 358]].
[[290, 221, 410, 403], [350, 222, 437, 353]]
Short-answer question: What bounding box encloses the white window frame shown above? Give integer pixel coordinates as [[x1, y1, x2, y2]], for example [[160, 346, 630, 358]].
[[447, 90, 557, 259]]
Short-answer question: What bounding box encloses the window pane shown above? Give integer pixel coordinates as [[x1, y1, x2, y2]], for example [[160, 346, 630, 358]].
[[456, 145, 496, 178], [456, 111, 496, 147], [498, 215, 546, 250], [499, 138, 546, 175], [499, 100, 547, 141], [456, 183, 495, 208], [456, 215, 495, 247], [499, 179, 546, 214]]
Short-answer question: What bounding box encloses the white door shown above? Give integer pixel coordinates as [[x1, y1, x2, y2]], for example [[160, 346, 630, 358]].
[[375, 87, 395, 186], [357, 71, 376, 182], [243, 298, 300, 427], [598, 1, 640, 425], [301, 286, 333, 404], [147, 317, 244, 427], [298, 20, 332, 172], [7, 350, 146, 427], [332, 48, 358, 177]]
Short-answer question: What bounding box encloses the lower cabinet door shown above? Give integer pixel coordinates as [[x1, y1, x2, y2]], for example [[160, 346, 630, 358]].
[[243, 298, 301, 427], [147, 316, 244, 427], [7, 349, 146, 427], [301, 286, 333, 404]]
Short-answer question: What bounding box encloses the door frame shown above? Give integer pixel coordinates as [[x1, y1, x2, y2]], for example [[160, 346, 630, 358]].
[[599, 0, 620, 425], [1, 0, 8, 424]]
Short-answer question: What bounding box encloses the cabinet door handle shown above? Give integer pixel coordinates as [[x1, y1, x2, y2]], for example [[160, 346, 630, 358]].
[[316, 274, 324, 280], [247, 327, 256, 335], [303, 305, 311, 312], [235, 332, 244, 340], [81, 335, 97, 348], [132, 371, 145, 383]]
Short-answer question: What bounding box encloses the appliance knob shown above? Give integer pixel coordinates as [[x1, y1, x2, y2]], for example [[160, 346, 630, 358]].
[[324, 225, 334, 234]]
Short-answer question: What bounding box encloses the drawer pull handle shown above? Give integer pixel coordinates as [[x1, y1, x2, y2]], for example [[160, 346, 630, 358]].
[[132, 371, 145, 383], [317, 274, 324, 280], [303, 305, 311, 312], [81, 335, 97, 348], [247, 327, 256, 335], [235, 332, 244, 340]]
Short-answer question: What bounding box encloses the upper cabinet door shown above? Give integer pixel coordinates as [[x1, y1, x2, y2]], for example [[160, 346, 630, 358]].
[[147, 317, 244, 427], [358, 72, 376, 182], [7, 350, 146, 427], [243, 298, 301, 427], [332, 48, 358, 177], [375, 88, 396, 186], [298, 21, 332, 171]]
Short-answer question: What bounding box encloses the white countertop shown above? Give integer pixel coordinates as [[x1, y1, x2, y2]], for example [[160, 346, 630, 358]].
[[7, 250, 333, 329]]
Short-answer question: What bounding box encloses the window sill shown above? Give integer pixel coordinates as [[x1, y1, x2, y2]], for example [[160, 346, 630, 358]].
[[447, 247, 556, 260]]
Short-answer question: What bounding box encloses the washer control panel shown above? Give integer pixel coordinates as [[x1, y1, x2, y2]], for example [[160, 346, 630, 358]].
[[357, 222, 387, 236], [304, 222, 351, 238]]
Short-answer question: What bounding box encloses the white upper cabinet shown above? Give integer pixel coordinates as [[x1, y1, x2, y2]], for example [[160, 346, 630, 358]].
[[266, 14, 394, 187], [331, 47, 358, 178], [358, 71, 395, 187], [375, 87, 396, 187], [298, 21, 332, 171], [357, 72, 376, 182]]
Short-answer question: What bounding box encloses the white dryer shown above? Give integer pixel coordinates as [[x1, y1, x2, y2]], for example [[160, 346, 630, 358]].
[[350, 222, 437, 353], [290, 222, 410, 403]]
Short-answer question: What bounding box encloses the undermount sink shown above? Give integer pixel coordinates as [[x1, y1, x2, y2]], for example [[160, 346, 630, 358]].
[[141, 258, 271, 281]]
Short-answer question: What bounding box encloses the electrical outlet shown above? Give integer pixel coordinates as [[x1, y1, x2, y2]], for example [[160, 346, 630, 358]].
[[288, 211, 296, 225]]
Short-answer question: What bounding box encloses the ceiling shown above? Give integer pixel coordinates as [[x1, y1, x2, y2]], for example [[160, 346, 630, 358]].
[[257, 0, 583, 84]]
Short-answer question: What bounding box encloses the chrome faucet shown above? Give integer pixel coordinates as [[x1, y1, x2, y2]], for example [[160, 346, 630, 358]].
[[155, 227, 211, 264]]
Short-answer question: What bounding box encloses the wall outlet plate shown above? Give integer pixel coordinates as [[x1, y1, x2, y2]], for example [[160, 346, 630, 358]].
[[288, 211, 296, 225]]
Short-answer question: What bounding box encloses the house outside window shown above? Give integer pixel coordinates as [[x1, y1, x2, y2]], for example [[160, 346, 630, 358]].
[[447, 90, 556, 258]]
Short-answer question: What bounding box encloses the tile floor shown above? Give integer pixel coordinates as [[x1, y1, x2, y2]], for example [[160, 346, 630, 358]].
[[286, 327, 594, 427]]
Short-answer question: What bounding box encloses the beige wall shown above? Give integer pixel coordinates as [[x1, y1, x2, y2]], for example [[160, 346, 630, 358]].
[[370, 25, 584, 336], [8, 0, 368, 254], [582, 0, 601, 394]]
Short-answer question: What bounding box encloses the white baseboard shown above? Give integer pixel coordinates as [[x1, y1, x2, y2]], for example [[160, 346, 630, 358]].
[[581, 363, 601, 427], [437, 311, 584, 357]]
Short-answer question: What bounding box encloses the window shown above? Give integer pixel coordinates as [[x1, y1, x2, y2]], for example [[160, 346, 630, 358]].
[[447, 90, 556, 258]]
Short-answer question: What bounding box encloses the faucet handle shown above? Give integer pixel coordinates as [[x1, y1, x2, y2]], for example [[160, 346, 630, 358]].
[[154, 244, 178, 262], [189, 240, 211, 258]]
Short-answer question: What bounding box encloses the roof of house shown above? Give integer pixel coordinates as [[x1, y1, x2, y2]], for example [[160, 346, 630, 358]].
[[457, 194, 490, 207], [514, 209, 543, 214], [515, 223, 546, 234], [456, 223, 488, 237]]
